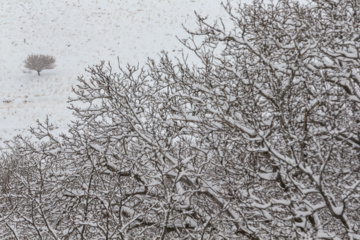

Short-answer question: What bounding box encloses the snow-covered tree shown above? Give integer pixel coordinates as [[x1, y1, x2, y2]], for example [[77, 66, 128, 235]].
[[24, 54, 56, 76], [1, 0, 359, 239]]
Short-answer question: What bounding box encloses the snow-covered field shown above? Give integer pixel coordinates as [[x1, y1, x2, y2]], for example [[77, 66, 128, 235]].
[[0, 0, 233, 146]]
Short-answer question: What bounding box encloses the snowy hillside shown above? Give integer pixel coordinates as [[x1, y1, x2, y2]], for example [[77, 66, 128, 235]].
[[0, 0, 232, 146]]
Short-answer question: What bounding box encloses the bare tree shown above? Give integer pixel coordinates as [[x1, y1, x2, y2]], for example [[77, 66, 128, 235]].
[[1, 0, 359, 239], [24, 54, 56, 76]]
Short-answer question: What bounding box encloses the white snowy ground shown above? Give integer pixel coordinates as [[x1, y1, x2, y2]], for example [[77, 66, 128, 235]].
[[0, 0, 233, 147]]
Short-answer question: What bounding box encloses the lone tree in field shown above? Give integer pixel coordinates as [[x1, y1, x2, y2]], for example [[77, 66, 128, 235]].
[[24, 54, 56, 76], [1, 0, 359, 239]]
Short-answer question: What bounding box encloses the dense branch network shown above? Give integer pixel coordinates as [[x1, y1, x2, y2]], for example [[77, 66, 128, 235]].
[[1, 0, 359, 239]]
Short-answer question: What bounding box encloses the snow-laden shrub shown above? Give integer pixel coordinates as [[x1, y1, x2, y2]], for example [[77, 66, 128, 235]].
[[1, 0, 360, 239]]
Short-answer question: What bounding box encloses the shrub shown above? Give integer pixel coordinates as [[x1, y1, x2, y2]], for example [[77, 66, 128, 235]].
[[24, 54, 56, 76]]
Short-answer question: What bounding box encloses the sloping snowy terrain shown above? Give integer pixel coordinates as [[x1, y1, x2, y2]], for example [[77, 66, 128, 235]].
[[0, 0, 233, 146]]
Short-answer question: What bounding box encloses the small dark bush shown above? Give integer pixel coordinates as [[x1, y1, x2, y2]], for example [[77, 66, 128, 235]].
[[24, 54, 56, 76]]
